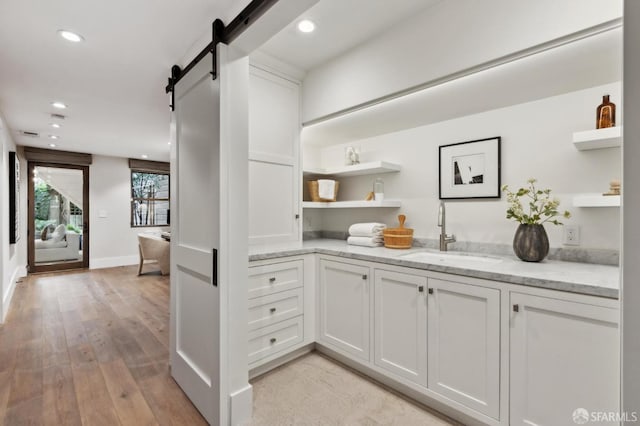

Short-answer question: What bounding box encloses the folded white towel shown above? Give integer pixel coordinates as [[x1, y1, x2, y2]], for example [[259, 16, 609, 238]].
[[317, 179, 336, 200], [348, 222, 387, 237], [347, 236, 383, 247]]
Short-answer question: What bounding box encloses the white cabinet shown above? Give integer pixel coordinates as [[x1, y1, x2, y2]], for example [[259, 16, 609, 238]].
[[427, 278, 501, 419], [374, 269, 427, 386], [510, 292, 619, 426], [318, 258, 371, 361], [247, 259, 305, 367], [248, 65, 300, 245]]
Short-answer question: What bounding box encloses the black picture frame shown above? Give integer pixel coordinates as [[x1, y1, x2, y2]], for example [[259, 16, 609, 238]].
[[9, 151, 20, 243], [439, 136, 501, 200]]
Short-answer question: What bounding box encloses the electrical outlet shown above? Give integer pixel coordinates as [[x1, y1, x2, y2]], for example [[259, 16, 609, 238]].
[[563, 225, 581, 246]]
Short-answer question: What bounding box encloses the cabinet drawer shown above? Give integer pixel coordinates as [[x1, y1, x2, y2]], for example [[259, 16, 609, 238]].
[[248, 260, 303, 298], [248, 316, 303, 364], [248, 288, 304, 331]]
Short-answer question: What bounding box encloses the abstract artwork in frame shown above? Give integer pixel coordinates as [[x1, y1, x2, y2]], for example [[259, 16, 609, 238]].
[[439, 137, 501, 199], [9, 151, 19, 243]]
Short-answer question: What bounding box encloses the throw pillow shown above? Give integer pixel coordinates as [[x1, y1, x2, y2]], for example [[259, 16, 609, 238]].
[[51, 224, 67, 243]]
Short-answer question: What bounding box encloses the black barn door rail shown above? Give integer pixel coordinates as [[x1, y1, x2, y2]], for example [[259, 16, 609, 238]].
[[166, 0, 279, 110]]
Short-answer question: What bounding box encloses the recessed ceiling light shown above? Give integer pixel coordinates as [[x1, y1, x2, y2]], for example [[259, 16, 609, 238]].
[[57, 30, 84, 43], [141, 154, 148, 159], [297, 20, 315, 33], [50, 123, 61, 129], [51, 101, 67, 109], [49, 135, 59, 139], [49, 143, 57, 148]]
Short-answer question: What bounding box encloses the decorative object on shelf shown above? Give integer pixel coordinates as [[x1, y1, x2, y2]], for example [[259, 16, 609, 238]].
[[439, 136, 501, 199], [8, 151, 20, 243], [603, 179, 621, 196], [373, 177, 384, 201], [307, 180, 339, 202], [344, 146, 360, 165], [502, 178, 571, 262], [365, 191, 374, 201], [383, 214, 414, 249], [596, 94, 616, 129]]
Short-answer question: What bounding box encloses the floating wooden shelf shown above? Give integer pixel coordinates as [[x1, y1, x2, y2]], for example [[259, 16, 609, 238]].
[[572, 127, 622, 151], [303, 161, 401, 177], [302, 200, 402, 209], [572, 194, 620, 207]]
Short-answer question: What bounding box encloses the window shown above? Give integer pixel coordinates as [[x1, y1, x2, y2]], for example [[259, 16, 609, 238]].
[[131, 170, 170, 227]]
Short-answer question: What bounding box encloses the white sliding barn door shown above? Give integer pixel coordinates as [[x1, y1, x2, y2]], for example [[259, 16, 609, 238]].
[[170, 44, 249, 425]]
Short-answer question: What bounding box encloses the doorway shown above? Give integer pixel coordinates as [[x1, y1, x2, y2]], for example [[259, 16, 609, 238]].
[[27, 162, 89, 272]]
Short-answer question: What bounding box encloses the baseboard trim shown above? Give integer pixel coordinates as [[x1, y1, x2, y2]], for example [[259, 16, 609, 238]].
[[90, 255, 139, 270], [2, 265, 27, 323], [230, 384, 253, 425]]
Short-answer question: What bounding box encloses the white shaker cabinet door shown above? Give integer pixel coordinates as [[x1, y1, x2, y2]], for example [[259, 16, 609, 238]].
[[374, 269, 427, 386], [427, 278, 501, 420], [318, 258, 371, 361], [510, 292, 619, 426]]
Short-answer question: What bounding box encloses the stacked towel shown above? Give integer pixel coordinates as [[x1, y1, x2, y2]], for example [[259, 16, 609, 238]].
[[347, 222, 386, 247]]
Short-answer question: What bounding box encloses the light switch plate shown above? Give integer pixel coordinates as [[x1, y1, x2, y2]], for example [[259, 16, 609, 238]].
[[563, 225, 580, 246]]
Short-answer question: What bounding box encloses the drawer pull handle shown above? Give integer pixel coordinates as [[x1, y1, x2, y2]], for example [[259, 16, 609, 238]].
[[362, 274, 367, 280], [269, 277, 276, 283], [418, 285, 424, 292], [270, 307, 276, 313], [270, 337, 277, 344], [513, 304, 519, 312], [428, 288, 434, 295]]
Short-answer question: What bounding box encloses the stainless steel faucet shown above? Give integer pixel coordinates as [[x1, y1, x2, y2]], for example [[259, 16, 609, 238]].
[[437, 201, 456, 251]]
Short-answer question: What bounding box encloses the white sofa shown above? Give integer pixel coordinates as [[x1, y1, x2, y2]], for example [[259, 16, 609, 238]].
[[35, 230, 81, 263]]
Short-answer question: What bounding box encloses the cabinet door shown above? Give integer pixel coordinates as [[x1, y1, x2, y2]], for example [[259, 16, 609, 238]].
[[427, 278, 500, 419], [510, 292, 619, 426], [248, 66, 300, 245], [374, 269, 427, 386], [318, 259, 371, 361]]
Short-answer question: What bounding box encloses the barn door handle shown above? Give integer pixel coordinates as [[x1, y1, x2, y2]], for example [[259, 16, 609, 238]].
[[212, 248, 218, 287]]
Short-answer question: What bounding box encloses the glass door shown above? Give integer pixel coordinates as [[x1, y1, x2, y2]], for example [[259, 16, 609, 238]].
[[28, 163, 89, 272]]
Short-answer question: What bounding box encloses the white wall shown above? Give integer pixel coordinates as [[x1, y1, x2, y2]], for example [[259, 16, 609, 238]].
[[302, 0, 622, 123], [303, 82, 622, 251], [0, 111, 27, 322], [90, 155, 168, 269]]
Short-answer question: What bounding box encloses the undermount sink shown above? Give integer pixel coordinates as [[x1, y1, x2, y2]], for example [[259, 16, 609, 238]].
[[400, 250, 503, 265]]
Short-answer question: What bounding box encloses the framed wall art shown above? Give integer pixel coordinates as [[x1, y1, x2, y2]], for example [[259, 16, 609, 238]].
[[9, 151, 20, 243], [439, 136, 501, 199]]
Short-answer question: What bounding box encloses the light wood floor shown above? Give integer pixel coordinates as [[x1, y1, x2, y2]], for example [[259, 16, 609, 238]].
[[0, 266, 457, 426], [0, 266, 206, 425]]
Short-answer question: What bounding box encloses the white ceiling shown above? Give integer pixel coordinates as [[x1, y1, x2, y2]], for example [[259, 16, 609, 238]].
[[0, 0, 438, 162], [0, 0, 239, 161], [259, 0, 441, 71]]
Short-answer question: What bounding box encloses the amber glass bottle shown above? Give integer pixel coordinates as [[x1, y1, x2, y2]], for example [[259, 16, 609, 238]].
[[596, 95, 616, 129]]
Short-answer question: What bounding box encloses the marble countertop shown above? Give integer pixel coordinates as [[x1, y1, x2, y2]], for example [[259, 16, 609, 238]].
[[249, 239, 620, 299]]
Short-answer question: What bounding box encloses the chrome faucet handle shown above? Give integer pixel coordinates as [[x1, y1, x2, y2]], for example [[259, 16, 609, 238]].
[[437, 201, 445, 227]]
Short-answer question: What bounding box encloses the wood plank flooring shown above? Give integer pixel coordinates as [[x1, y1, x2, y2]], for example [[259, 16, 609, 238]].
[[0, 266, 206, 426]]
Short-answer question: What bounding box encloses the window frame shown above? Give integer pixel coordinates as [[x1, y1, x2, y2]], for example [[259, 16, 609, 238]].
[[130, 169, 170, 228]]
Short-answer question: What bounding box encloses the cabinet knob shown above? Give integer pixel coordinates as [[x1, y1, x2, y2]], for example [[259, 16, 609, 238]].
[[362, 274, 367, 280], [269, 277, 276, 283], [270, 307, 276, 313], [513, 304, 519, 312], [428, 288, 434, 295], [270, 337, 277, 344], [295, 214, 300, 219], [418, 286, 424, 292]]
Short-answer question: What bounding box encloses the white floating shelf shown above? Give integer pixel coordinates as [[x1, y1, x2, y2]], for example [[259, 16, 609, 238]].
[[572, 127, 622, 151], [572, 193, 620, 207], [303, 200, 402, 209], [303, 161, 401, 177]]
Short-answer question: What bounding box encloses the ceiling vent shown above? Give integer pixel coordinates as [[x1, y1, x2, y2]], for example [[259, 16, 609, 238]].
[[20, 130, 40, 137], [50, 113, 66, 120]]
